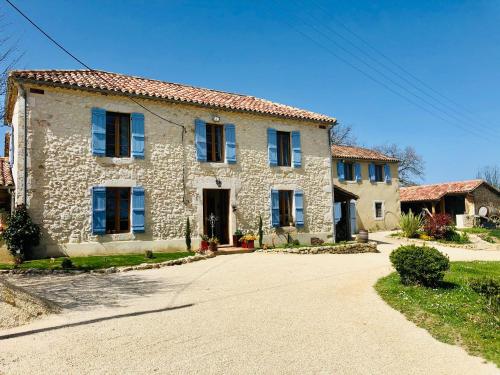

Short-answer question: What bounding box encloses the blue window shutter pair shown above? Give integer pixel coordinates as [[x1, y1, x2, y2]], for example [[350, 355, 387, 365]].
[[291, 131, 301, 168], [131, 113, 145, 158], [270, 189, 280, 227], [354, 163, 362, 182], [224, 124, 236, 164], [369, 163, 376, 182], [349, 201, 357, 235], [91, 108, 144, 158], [384, 164, 392, 183], [131, 187, 145, 232], [91, 108, 106, 156], [91, 186, 145, 234], [267, 128, 278, 166], [294, 190, 304, 227], [337, 161, 345, 181]]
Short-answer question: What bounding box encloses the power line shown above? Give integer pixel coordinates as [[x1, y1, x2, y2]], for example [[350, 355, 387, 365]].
[[285, 0, 497, 139], [308, 0, 499, 135]]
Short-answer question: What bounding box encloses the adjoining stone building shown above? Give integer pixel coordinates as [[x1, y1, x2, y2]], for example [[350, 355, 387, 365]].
[[400, 180, 500, 226], [4, 69, 338, 257], [331, 145, 401, 236]]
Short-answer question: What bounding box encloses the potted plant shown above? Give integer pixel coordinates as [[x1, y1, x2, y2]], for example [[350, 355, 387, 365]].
[[208, 237, 219, 252], [200, 234, 209, 251], [233, 229, 243, 247], [241, 232, 257, 249]]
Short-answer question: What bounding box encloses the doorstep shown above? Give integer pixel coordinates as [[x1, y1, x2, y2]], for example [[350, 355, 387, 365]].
[[216, 246, 255, 255]]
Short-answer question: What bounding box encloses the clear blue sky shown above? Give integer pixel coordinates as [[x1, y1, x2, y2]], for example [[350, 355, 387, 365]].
[[2, 0, 499, 183]]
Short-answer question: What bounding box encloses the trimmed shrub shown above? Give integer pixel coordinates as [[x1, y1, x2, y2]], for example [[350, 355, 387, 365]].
[[469, 277, 500, 313], [185, 217, 192, 251], [2, 204, 41, 261], [424, 213, 453, 239], [389, 245, 450, 287], [258, 215, 264, 248], [399, 210, 423, 238], [144, 250, 154, 259], [61, 258, 73, 269]]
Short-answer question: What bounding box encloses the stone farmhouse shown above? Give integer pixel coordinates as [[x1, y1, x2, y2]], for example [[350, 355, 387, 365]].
[[4, 69, 344, 257], [331, 145, 401, 235]]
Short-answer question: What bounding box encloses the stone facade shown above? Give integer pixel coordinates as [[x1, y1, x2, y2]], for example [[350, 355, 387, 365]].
[[332, 160, 400, 231], [470, 184, 500, 214], [9, 83, 334, 256]]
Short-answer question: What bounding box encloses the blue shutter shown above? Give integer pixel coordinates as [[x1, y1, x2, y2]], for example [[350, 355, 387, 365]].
[[267, 128, 277, 166], [334, 202, 342, 225], [224, 124, 236, 164], [291, 131, 302, 168], [271, 189, 280, 227], [355, 163, 362, 182], [384, 164, 392, 183], [349, 201, 357, 235], [369, 163, 376, 182], [91, 108, 106, 156], [132, 186, 145, 233], [294, 189, 304, 227], [337, 161, 345, 181], [91, 186, 106, 234], [131, 113, 145, 158], [195, 119, 207, 162]]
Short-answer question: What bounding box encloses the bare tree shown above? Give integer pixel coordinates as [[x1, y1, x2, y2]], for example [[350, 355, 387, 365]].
[[330, 122, 357, 146], [374, 144, 425, 187], [1, 13, 22, 121], [476, 165, 499, 189]]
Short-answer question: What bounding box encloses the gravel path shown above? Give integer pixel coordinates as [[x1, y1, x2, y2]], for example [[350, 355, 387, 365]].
[[0, 233, 499, 374]]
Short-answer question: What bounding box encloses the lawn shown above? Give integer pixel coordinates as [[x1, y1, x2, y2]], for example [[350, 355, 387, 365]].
[[375, 261, 500, 366], [0, 252, 194, 271], [460, 228, 500, 243]]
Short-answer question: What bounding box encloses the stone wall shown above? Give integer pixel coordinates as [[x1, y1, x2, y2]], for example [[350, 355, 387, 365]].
[[11, 83, 334, 256], [332, 160, 400, 231], [471, 184, 500, 214]]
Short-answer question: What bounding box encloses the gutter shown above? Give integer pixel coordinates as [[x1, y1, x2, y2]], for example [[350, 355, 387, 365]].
[[327, 124, 336, 242]]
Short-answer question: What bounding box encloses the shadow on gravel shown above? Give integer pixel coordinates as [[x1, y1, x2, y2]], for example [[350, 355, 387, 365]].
[[0, 303, 193, 340], [7, 273, 190, 310]]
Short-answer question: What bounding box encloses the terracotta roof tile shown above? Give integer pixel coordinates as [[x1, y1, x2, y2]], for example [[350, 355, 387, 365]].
[[331, 145, 398, 162], [0, 158, 13, 187], [9, 70, 336, 123], [400, 180, 485, 202]]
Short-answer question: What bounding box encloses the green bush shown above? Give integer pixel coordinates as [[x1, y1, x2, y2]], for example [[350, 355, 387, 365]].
[[61, 258, 73, 269], [469, 277, 500, 313], [389, 245, 450, 287], [445, 230, 470, 244], [258, 215, 263, 248], [2, 204, 41, 261], [144, 250, 154, 259], [399, 210, 423, 238]]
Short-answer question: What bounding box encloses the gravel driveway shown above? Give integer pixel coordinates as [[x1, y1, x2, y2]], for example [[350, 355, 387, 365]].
[[1, 233, 499, 374]]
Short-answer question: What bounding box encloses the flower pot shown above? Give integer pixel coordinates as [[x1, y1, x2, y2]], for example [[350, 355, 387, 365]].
[[200, 240, 209, 251], [232, 235, 242, 247], [209, 242, 218, 252], [245, 240, 255, 249], [357, 230, 369, 243]]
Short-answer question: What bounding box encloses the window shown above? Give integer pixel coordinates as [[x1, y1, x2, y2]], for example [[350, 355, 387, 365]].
[[105, 187, 130, 233], [277, 131, 291, 166], [105, 112, 130, 157], [206, 123, 224, 162], [279, 190, 293, 226], [374, 164, 384, 182], [374, 201, 384, 219], [344, 162, 354, 181]]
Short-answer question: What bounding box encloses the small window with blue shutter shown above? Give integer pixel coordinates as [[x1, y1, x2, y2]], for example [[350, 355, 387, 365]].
[[105, 187, 131, 233], [291, 131, 301, 168], [132, 186, 145, 233], [224, 124, 236, 164], [384, 164, 392, 183], [294, 189, 304, 227]]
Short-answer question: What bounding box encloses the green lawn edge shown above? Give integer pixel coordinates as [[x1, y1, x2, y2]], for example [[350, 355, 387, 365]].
[[375, 261, 500, 367], [0, 252, 194, 271]]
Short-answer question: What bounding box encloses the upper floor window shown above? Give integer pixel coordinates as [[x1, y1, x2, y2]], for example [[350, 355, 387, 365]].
[[206, 123, 224, 162], [105, 187, 131, 233], [277, 131, 291, 166], [344, 162, 354, 181], [106, 112, 130, 157], [374, 164, 384, 182]]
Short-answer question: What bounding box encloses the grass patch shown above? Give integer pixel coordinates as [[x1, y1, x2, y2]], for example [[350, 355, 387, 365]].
[[0, 252, 194, 271], [460, 228, 500, 243], [375, 261, 500, 366]]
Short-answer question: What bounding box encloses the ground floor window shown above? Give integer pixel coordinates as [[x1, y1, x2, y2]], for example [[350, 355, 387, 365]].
[[106, 187, 131, 233], [374, 201, 384, 219], [279, 190, 293, 226]]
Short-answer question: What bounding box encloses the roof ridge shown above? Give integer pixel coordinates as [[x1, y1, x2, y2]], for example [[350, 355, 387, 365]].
[[401, 179, 484, 189]]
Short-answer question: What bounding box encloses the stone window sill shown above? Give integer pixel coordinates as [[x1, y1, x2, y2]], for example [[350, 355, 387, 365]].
[[96, 157, 136, 166]]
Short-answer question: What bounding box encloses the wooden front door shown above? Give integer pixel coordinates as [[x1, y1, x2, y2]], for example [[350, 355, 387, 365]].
[[203, 189, 230, 244]]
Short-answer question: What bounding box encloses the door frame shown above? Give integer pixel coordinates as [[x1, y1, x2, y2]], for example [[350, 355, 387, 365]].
[[202, 188, 230, 244]]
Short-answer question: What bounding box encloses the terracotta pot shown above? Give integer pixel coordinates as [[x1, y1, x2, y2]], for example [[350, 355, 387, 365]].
[[246, 240, 255, 249], [357, 230, 369, 243], [200, 240, 209, 251]]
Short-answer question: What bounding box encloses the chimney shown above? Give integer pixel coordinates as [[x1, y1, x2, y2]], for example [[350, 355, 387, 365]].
[[4, 132, 10, 159]]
